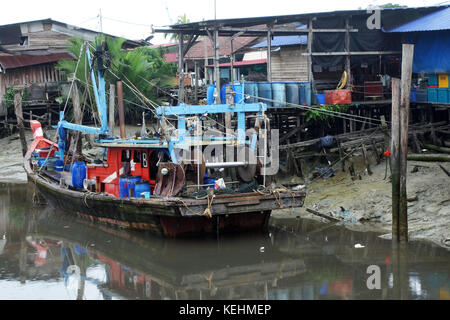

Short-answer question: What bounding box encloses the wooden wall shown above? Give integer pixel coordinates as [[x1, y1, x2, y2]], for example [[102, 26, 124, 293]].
[[271, 46, 308, 82], [0, 63, 63, 113]]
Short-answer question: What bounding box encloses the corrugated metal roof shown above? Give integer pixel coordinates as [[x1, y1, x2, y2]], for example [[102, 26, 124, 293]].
[[163, 52, 178, 63], [206, 59, 267, 68], [384, 7, 450, 32], [251, 35, 307, 48], [0, 53, 74, 70], [185, 37, 258, 59]]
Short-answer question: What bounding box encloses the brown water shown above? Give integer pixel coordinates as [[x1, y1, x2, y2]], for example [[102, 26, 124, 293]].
[[0, 182, 449, 300]]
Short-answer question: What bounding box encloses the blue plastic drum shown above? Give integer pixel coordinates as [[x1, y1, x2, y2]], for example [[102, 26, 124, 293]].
[[285, 83, 299, 106], [272, 82, 286, 108], [257, 82, 272, 107]]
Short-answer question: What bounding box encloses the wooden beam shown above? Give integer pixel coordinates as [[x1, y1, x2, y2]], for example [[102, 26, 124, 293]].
[[391, 77, 401, 244], [267, 27, 272, 82], [178, 32, 185, 104], [72, 83, 82, 155], [399, 43, 414, 243], [303, 51, 401, 56], [214, 28, 221, 104], [14, 88, 27, 156], [109, 83, 115, 136]]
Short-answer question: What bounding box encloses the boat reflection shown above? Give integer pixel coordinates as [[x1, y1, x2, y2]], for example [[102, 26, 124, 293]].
[[1, 183, 449, 300]]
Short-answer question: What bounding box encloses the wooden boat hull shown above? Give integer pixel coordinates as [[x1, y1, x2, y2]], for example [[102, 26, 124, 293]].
[[25, 160, 306, 237]]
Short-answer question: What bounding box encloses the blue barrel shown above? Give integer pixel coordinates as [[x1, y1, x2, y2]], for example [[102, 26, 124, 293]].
[[220, 84, 226, 104], [285, 83, 299, 106], [127, 176, 142, 197], [71, 161, 86, 189], [119, 175, 129, 198], [55, 160, 64, 172], [134, 180, 151, 198], [299, 83, 306, 105], [232, 84, 243, 103], [203, 178, 216, 189], [38, 159, 47, 169], [64, 163, 72, 172], [272, 82, 286, 108], [244, 82, 258, 103], [304, 82, 312, 106], [207, 83, 216, 105], [258, 82, 272, 107], [316, 93, 325, 105]]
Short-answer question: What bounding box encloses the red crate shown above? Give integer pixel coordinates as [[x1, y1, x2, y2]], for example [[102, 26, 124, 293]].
[[325, 89, 351, 105]]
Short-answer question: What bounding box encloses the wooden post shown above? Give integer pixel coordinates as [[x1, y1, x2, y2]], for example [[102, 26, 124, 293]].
[[214, 28, 221, 104], [399, 44, 414, 243], [72, 83, 82, 154], [204, 36, 208, 85], [362, 143, 373, 175], [194, 61, 199, 104], [116, 80, 126, 139], [381, 115, 392, 175], [307, 17, 314, 84], [14, 88, 27, 157], [178, 32, 185, 104], [230, 38, 234, 82], [109, 83, 115, 136], [345, 17, 352, 86], [391, 77, 401, 244], [266, 27, 272, 82]]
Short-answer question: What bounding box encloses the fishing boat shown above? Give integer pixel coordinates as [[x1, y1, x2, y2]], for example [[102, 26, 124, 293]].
[[23, 42, 305, 237]]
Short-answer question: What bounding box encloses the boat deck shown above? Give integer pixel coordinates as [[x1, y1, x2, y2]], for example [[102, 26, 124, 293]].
[[42, 170, 76, 188]]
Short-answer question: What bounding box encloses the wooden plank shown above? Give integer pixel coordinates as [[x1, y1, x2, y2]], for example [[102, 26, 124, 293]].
[[391, 77, 401, 244], [399, 44, 414, 243]]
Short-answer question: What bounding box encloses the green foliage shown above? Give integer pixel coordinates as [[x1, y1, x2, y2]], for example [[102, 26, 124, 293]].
[[3, 87, 29, 109], [379, 3, 407, 8], [164, 14, 191, 42], [56, 35, 177, 120], [306, 104, 349, 123]]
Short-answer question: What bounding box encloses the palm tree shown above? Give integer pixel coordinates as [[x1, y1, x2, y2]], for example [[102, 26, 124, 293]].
[[164, 14, 191, 42], [57, 35, 177, 121]]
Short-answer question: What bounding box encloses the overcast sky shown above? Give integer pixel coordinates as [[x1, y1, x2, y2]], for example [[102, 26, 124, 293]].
[[2, 0, 446, 43]]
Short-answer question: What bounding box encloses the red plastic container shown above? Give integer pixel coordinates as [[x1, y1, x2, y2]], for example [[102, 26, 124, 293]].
[[325, 89, 351, 105]]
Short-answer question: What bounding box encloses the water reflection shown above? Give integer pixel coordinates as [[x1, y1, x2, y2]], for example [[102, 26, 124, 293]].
[[0, 182, 449, 300]]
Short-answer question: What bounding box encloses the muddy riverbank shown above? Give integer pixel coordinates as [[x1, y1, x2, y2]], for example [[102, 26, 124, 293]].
[[1, 128, 449, 250], [273, 153, 450, 250]]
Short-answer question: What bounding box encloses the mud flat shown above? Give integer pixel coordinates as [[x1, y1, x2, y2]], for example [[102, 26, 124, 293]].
[[273, 156, 450, 250]]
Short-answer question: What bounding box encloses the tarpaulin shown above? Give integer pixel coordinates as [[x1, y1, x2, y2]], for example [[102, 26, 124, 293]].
[[405, 31, 450, 73]]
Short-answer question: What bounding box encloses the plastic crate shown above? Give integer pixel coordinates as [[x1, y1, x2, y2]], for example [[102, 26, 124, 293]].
[[410, 89, 417, 102], [325, 89, 351, 105], [428, 74, 439, 86], [438, 74, 449, 88], [428, 88, 438, 103], [437, 88, 449, 103], [416, 89, 428, 102]]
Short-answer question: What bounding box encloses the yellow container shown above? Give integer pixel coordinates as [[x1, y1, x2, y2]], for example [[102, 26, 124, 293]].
[[438, 74, 449, 88]]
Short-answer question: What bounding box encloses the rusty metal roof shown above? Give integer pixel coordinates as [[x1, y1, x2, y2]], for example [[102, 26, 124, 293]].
[[0, 52, 74, 70]]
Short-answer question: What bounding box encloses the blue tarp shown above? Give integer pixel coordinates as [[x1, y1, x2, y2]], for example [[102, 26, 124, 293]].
[[384, 7, 450, 33], [405, 31, 450, 73]]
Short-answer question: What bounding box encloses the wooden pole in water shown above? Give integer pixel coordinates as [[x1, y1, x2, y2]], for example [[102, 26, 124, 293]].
[[109, 83, 115, 136], [116, 80, 126, 139], [391, 77, 401, 244], [399, 44, 414, 243], [14, 88, 27, 157]]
